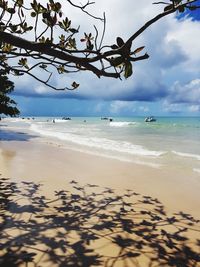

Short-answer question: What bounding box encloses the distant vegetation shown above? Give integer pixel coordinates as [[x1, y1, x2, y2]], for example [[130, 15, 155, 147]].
[[0, 69, 19, 118]]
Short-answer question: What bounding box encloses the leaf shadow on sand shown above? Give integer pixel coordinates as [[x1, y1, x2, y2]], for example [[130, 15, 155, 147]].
[[0, 177, 200, 267], [0, 128, 38, 141]]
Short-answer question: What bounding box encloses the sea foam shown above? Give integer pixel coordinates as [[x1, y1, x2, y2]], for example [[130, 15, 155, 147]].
[[109, 121, 137, 127], [54, 119, 70, 123], [193, 168, 200, 174], [30, 123, 165, 158], [172, 151, 200, 161]]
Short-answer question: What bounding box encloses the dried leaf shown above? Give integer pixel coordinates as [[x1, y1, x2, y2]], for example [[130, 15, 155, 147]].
[[133, 46, 145, 55]]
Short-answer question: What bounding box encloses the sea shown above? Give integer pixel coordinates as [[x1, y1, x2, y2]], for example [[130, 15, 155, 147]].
[[1, 116, 200, 174]]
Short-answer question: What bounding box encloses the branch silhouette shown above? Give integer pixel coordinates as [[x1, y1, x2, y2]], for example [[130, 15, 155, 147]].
[[0, 1, 199, 90]]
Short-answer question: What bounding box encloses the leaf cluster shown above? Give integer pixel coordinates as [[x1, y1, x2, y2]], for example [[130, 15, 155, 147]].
[[162, 0, 199, 13], [0, 70, 20, 117], [110, 37, 146, 79], [0, 0, 199, 91]]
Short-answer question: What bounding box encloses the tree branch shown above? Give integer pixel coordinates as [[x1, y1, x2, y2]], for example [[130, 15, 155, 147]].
[[0, 0, 199, 90], [0, 31, 119, 78], [66, 0, 104, 21]]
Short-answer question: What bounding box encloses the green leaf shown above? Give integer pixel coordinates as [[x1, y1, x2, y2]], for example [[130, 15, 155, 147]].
[[87, 41, 94, 50], [69, 28, 78, 34], [116, 37, 124, 47], [2, 44, 13, 53], [124, 62, 133, 79], [16, 0, 24, 7], [31, 12, 36, 17], [27, 26, 33, 31], [31, 0, 39, 12], [67, 38, 76, 49], [110, 56, 124, 67], [55, 2, 61, 11], [10, 25, 18, 32], [57, 65, 65, 74], [164, 4, 173, 12], [174, 0, 182, 5], [39, 36, 46, 43], [188, 6, 197, 11], [111, 44, 118, 49], [71, 81, 79, 89], [7, 8, 15, 14], [21, 8, 24, 17], [18, 58, 29, 69], [59, 34, 65, 41], [178, 5, 185, 13], [39, 64, 47, 69]]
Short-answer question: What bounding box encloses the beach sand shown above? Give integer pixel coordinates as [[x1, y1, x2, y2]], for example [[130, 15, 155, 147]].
[[1, 135, 200, 216], [0, 128, 200, 266]]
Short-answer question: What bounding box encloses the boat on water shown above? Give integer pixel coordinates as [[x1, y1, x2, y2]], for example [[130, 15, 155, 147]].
[[144, 116, 156, 122], [101, 117, 113, 122], [62, 117, 71, 120]]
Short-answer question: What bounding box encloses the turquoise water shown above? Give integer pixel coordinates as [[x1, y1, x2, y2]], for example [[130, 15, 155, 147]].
[[1, 116, 200, 172]]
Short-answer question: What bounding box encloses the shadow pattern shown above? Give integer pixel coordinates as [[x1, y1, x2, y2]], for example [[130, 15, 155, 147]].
[[0, 128, 38, 141], [0, 177, 200, 267]]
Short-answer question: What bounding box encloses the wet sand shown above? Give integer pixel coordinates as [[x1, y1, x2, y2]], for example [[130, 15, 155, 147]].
[[0, 134, 200, 217]]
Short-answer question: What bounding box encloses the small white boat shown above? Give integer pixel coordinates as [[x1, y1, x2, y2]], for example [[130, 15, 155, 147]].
[[145, 116, 156, 122]]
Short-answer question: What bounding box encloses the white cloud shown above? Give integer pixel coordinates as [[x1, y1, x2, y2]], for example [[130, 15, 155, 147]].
[[188, 105, 200, 112], [166, 18, 200, 72], [139, 106, 149, 112], [35, 85, 50, 95], [109, 100, 135, 114], [94, 102, 106, 113], [168, 79, 200, 104], [163, 101, 183, 113]]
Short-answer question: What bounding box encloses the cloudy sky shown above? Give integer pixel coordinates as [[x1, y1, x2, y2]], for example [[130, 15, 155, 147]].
[[11, 0, 200, 116]]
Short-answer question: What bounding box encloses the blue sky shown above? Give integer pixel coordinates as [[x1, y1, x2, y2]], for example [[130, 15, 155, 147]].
[[11, 0, 200, 116]]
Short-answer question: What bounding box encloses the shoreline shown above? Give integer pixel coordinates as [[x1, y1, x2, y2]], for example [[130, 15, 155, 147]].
[[1, 125, 200, 266], [0, 126, 200, 218]]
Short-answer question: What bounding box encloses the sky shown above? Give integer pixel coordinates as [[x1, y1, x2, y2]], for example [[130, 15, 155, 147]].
[[11, 0, 200, 117]]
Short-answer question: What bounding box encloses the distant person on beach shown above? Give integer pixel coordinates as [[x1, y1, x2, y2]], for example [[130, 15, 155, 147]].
[[52, 119, 55, 123]]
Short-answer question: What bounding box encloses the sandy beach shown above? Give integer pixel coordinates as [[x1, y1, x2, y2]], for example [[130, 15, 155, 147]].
[[1, 0, 200, 264], [1, 128, 200, 216], [1, 125, 200, 266]]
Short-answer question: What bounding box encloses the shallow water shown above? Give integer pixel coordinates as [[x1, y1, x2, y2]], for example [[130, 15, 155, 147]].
[[1, 116, 200, 173]]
